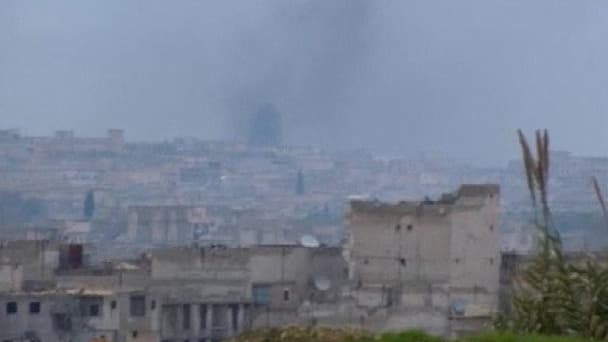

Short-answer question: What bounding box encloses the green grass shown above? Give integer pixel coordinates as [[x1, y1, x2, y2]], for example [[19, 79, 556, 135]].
[[374, 330, 446, 342], [460, 332, 592, 342], [231, 328, 594, 342]]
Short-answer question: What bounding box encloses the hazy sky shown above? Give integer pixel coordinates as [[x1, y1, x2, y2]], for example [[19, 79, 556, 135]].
[[1, 1, 608, 166]]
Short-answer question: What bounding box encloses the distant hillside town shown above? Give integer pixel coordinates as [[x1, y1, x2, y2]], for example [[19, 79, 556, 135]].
[[0, 129, 606, 255]]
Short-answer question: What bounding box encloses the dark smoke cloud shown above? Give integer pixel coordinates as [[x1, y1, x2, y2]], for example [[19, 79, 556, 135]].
[[221, 0, 375, 144], [2, 1, 608, 165]]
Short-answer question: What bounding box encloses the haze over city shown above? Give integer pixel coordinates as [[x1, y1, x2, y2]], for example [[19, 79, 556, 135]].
[[3, 1, 608, 166], [3, 2, 608, 341]]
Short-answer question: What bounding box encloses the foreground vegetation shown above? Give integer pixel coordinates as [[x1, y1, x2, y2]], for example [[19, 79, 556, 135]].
[[496, 131, 608, 339], [230, 327, 593, 342]]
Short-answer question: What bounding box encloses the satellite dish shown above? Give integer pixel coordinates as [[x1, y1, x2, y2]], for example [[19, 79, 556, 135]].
[[451, 298, 468, 317], [313, 275, 332, 291], [300, 235, 320, 248]]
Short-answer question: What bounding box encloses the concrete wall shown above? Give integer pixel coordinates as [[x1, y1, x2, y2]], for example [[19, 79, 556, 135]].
[[345, 184, 501, 334], [150, 246, 248, 281], [0, 240, 59, 284], [149, 245, 347, 307], [448, 188, 501, 316], [56, 272, 150, 293], [0, 293, 76, 342], [0, 263, 23, 292], [127, 206, 209, 244], [76, 295, 120, 339], [347, 203, 452, 288], [117, 291, 161, 342]]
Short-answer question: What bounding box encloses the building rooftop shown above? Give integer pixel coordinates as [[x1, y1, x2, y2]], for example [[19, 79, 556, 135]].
[[348, 184, 499, 216]]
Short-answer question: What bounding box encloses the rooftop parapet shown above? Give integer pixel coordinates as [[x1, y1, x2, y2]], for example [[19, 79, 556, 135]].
[[348, 184, 499, 217]]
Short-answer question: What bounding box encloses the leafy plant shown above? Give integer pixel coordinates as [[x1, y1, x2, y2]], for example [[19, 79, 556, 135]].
[[499, 130, 608, 339]]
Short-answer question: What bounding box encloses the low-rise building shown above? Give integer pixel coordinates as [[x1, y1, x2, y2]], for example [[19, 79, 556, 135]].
[[0, 184, 502, 340]]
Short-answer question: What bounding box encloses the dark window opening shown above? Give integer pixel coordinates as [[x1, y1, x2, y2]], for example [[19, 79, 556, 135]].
[[6, 302, 17, 314], [89, 304, 100, 317], [363, 258, 369, 265], [79, 296, 103, 317], [67, 244, 83, 269], [385, 287, 394, 307], [151, 300, 156, 310], [130, 295, 146, 317], [29, 302, 41, 314], [53, 313, 72, 331], [199, 304, 207, 330], [283, 289, 290, 301], [164, 305, 179, 331], [454, 258, 461, 263], [230, 304, 239, 331], [252, 285, 271, 306], [182, 304, 191, 330], [395, 224, 401, 231], [211, 305, 228, 328], [132, 331, 138, 339], [490, 258, 495, 265], [406, 224, 413, 231], [399, 258, 406, 266], [111, 300, 117, 309]]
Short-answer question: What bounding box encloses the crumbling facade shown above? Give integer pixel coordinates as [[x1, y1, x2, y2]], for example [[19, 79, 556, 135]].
[[0, 241, 348, 342], [0, 184, 501, 341], [345, 184, 500, 336]]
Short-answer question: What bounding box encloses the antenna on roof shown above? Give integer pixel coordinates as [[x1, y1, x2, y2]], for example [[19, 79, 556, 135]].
[[300, 235, 320, 248]]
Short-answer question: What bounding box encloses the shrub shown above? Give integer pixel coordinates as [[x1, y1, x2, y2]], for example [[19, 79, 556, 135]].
[[499, 130, 608, 338], [376, 330, 445, 342], [462, 332, 590, 342], [229, 326, 370, 342]]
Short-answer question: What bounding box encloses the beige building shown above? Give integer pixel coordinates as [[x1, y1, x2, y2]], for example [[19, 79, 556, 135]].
[[0, 184, 501, 340], [126, 206, 209, 245], [345, 184, 500, 336], [0, 240, 348, 342]]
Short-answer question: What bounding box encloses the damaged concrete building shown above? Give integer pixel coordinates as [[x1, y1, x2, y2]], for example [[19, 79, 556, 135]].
[[0, 240, 152, 342], [0, 184, 501, 341], [149, 245, 347, 341], [345, 184, 500, 336], [0, 240, 348, 342]]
